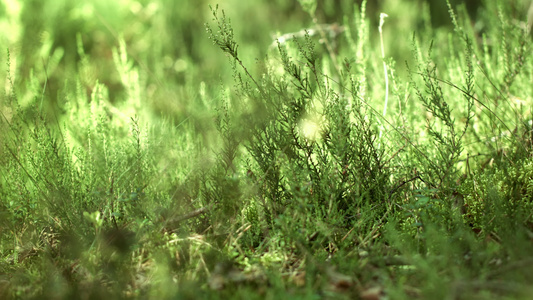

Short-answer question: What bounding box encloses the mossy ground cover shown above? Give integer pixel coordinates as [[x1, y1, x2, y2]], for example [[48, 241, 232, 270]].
[[1, 0, 532, 299]]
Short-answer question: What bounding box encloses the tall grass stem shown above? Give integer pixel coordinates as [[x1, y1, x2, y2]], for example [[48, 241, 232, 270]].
[[378, 13, 389, 147]]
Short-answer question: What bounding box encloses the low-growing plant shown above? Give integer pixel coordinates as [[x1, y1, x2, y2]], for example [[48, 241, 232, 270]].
[[0, 0, 532, 299]]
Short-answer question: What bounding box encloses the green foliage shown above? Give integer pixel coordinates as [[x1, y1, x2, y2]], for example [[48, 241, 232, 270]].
[[1, 0, 532, 299]]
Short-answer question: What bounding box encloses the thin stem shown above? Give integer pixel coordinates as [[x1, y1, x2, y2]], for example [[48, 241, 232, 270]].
[[378, 13, 389, 148]]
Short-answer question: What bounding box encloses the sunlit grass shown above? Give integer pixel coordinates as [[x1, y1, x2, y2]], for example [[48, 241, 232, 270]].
[[1, 0, 532, 299]]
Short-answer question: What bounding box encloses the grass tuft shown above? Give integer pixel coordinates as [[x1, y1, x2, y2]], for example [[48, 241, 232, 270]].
[[1, 0, 532, 298]]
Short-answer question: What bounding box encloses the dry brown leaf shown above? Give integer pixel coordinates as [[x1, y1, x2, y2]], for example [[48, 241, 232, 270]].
[[360, 286, 384, 300]]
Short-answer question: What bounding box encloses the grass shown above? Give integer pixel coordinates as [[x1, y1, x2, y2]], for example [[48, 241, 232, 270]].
[[1, 0, 532, 299]]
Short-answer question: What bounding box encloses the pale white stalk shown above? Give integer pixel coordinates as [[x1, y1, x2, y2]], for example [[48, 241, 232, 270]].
[[378, 13, 388, 148]]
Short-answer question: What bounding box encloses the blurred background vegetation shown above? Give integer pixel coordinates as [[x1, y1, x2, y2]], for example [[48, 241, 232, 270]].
[[2, 0, 530, 125]]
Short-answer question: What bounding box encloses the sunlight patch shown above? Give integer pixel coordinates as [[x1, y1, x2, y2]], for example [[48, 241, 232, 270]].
[[298, 115, 322, 141]]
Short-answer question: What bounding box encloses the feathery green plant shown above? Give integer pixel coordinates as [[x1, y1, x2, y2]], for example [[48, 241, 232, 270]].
[[1, 0, 532, 299]]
